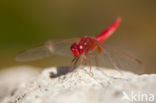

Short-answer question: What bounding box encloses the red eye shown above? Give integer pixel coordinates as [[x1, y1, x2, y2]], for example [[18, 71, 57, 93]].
[[77, 44, 84, 54], [71, 43, 80, 57]]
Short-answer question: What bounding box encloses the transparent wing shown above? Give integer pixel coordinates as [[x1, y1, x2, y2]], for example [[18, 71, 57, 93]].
[[16, 38, 80, 61], [88, 38, 144, 74]]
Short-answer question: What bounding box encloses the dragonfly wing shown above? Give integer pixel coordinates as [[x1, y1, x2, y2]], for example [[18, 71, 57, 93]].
[[16, 45, 54, 61], [16, 38, 80, 61], [90, 38, 144, 74]]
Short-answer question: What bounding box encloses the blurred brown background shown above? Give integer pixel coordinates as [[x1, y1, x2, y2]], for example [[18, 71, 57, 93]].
[[0, 0, 155, 73]]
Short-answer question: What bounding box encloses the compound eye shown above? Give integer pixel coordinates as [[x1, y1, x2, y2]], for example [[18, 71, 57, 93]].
[[71, 43, 79, 57], [77, 44, 84, 54]]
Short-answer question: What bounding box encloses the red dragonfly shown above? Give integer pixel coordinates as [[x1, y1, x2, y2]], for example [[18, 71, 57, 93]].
[[16, 17, 143, 73]]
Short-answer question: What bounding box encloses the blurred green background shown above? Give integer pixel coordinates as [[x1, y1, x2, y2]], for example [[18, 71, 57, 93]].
[[0, 0, 156, 73]]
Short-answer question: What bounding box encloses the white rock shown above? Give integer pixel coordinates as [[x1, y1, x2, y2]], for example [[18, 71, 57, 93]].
[[1, 66, 156, 103], [0, 66, 40, 103]]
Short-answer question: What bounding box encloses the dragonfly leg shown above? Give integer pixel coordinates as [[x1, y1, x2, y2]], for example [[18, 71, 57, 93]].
[[80, 54, 84, 66], [86, 53, 98, 67], [70, 57, 79, 72], [84, 55, 94, 75]]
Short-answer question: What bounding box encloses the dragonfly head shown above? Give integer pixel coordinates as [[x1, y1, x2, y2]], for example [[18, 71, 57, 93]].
[[71, 43, 84, 57]]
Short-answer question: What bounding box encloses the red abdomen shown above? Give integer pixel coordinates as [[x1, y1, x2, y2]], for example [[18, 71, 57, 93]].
[[95, 17, 121, 43]]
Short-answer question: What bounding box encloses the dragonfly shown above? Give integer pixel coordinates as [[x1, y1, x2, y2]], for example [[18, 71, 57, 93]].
[[16, 17, 143, 73]]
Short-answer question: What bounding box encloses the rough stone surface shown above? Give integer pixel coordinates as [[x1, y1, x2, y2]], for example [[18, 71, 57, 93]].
[[0, 66, 40, 103], [0, 66, 156, 103]]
